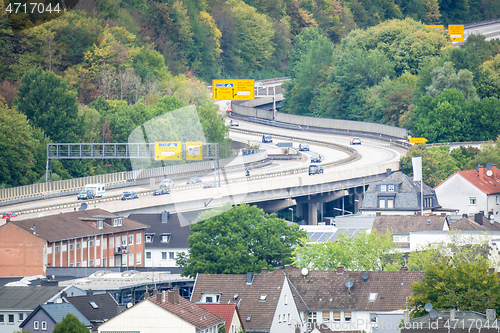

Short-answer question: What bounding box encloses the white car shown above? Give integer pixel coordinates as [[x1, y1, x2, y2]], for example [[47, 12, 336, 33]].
[[350, 137, 361, 145], [230, 120, 239, 126]]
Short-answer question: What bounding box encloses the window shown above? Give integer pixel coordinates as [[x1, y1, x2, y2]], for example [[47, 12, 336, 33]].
[[88, 240, 94, 247], [470, 197, 477, 205], [89, 301, 99, 309], [370, 313, 377, 323], [379, 198, 394, 209], [122, 237, 126, 246], [380, 184, 387, 191], [162, 252, 167, 260], [102, 258, 107, 267], [279, 314, 281, 323], [497, 196, 499, 205], [76, 242, 80, 249], [368, 292, 378, 302], [0, 314, 4, 322], [323, 311, 330, 322], [424, 197, 433, 207], [136, 252, 141, 265], [169, 252, 175, 260], [203, 294, 220, 303], [98, 220, 103, 229], [260, 294, 267, 301], [206, 296, 213, 303], [41, 321, 47, 330], [8, 314, 14, 323], [145, 234, 154, 243], [128, 253, 134, 266], [283, 313, 287, 323], [146, 252, 151, 259], [344, 311, 351, 322], [129, 235, 134, 245], [89, 260, 94, 266], [333, 311, 341, 322], [308, 312, 317, 323], [113, 217, 123, 227], [387, 199, 394, 209], [19, 313, 24, 321], [161, 234, 171, 243], [69, 244, 74, 250], [76, 262, 81, 267], [34, 321, 39, 330], [136, 233, 142, 244], [285, 294, 288, 305], [388, 184, 395, 191], [55, 246, 60, 252]]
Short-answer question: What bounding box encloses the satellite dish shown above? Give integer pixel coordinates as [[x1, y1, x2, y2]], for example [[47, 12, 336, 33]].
[[362, 272, 369, 281], [429, 309, 438, 319], [126, 302, 133, 308], [487, 163, 493, 170], [345, 280, 354, 288], [79, 203, 88, 211], [301, 268, 309, 276], [487, 170, 493, 177], [424, 303, 433, 312]]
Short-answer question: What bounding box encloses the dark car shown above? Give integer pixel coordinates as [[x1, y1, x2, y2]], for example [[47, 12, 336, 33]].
[[121, 191, 139, 200], [2, 212, 17, 219], [262, 134, 273, 143], [310, 154, 322, 163], [77, 189, 94, 200], [154, 189, 169, 196], [298, 143, 310, 151], [187, 176, 202, 184], [203, 182, 216, 189], [309, 164, 324, 175]]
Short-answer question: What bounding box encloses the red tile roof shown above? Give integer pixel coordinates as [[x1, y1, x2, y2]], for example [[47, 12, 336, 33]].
[[11, 209, 148, 242], [439, 166, 500, 194], [198, 303, 242, 333], [148, 293, 223, 330]]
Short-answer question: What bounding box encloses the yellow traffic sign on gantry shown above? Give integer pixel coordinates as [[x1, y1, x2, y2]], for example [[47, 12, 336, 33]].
[[448, 25, 464, 42], [212, 79, 255, 100], [155, 142, 182, 160], [426, 25, 444, 30], [410, 138, 428, 144], [186, 142, 203, 160]]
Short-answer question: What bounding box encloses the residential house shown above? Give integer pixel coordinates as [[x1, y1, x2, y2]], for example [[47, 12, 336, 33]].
[[360, 170, 441, 215], [0, 209, 148, 277], [435, 165, 500, 218], [372, 215, 449, 251], [192, 270, 303, 333], [0, 286, 68, 333], [127, 211, 191, 268], [198, 304, 244, 333], [284, 267, 425, 333], [401, 309, 497, 333], [65, 293, 119, 329], [19, 302, 92, 333], [97, 288, 224, 333]]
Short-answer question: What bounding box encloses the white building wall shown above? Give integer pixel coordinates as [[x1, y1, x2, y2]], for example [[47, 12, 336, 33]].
[[435, 174, 487, 216], [269, 279, 302, 333], [410, 230, 500, 252], [98, 300, 197, 333], [145, 248, 188, 267]]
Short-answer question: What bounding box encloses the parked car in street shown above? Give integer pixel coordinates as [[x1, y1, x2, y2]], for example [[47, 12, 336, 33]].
[[187, 176, 202, 184], [310, 154, 322, 163], [2, 212, 17, 219], [298, 143, 310, 151], [121, 191, 139, 200], [77, 189, 95, 200], [350, 137, 361, 145], [154, 189, 169, 196], [309, 164, 324, 175]]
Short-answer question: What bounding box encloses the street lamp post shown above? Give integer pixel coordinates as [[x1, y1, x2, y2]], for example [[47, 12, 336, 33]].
[[288, 207, 294, 223]]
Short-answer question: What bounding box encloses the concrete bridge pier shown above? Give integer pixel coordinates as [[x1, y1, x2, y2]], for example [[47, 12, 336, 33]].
[[298, 189, 349, 225]]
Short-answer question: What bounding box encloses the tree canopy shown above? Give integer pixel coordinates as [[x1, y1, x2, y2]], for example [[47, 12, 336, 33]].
[[179, 204, 307, 277], [53, 313, 89, 333]]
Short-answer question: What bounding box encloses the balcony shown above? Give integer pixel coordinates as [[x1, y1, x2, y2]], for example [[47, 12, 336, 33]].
[[115, 246, 129, 254]]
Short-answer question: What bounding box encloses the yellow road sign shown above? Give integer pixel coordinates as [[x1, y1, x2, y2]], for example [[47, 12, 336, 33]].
[[212, 79, 255, 100], [186, 142, 203, 160], [155, 142, 182, 160], [448, 25, 464, 42], [409, 138, 428, 144], [426, 25, 444, 30]]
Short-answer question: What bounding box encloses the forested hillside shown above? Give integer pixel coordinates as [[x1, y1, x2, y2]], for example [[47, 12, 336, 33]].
[[1, 0, 500, 188]]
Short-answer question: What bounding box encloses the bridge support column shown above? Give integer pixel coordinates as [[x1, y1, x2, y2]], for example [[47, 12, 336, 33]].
[[308, 202, 319, 225]]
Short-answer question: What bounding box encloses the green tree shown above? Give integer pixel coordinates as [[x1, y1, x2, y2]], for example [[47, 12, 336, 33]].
[[293, 229, 399, 271], [410, 261, 500, 317], [14, 67, 82, 143], [53, 313, 89, 333], [426, 61, 478, 100], [181, 204, 307, 277]]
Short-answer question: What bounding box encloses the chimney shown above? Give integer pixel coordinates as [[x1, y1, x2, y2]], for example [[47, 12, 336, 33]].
[[152, 289, 158, 296], [400, 266, 408, 272], [86, 289, 93, 296], [450, 308, 456, 321], [156, 291, 162, 303], [441, 213, 446, 217], [337, 266, 344, 274], [486, 309, 496, 321], [417, 211, 422, 216], [479, 166, 485, 180], [386, 168, 392, 177], [161, 211, 169, 223], [376, 212, 381, 216], [173, 287, 180, 304], [475, 213, 484, 225], [144, 291, 150, 298], [404, 310, 410, 325], [61, 291, 67, 298], [167, 288, 180, 304], [261, 268, 268, 274]]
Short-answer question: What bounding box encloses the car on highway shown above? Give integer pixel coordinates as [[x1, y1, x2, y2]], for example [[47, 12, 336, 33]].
[[77, 189, 95, 200], [350, 137, 361, 145], [154, 189, 170, 196], [262, 134, 273, 143], [309, 164, 324, 175], [203, 182, 216, 189], [160, 178, 174, 189], [2, 212, 17, 219], [187, 176, 202, 184], [230, 120, 239, 126], [298, 143, 310, 151], [310, 154, 322, 163], [121, 191, 139, 200]]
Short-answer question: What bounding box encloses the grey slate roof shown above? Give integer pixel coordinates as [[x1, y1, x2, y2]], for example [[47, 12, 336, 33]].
[[360, 171, 441, 211], [20, 302, 92, 328], [372, 215, 448, 234], [0, 286, 64, 310], [127, 212, 192, 249], [65, 293, 118, 324]]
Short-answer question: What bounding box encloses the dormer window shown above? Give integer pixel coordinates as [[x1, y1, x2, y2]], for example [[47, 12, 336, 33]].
[[368, 292, 378, 302], [98, 220, 103, 229], [161, 233, 171, 243], [259, 294, 267, 301], [145, 234, 154, 243], [380, 185, 387, 191], [113, 217, 123, 227], [388, 184, 395, 191], [203, 293, 221, 303]]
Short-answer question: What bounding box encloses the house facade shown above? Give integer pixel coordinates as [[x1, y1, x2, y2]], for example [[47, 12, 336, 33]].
[[435, 165, 500, 218], [97, 288, 223, 333], [360, 170, 441, 215], [192, 271, 302, 333], [0, 209, 148, 277], [198, 304, 244, 333], [19, 303, 92, 333], [128, 211, 191, 268]]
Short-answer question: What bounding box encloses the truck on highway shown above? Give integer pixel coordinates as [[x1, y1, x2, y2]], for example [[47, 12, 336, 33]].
[[85, 183, 106, 198]]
